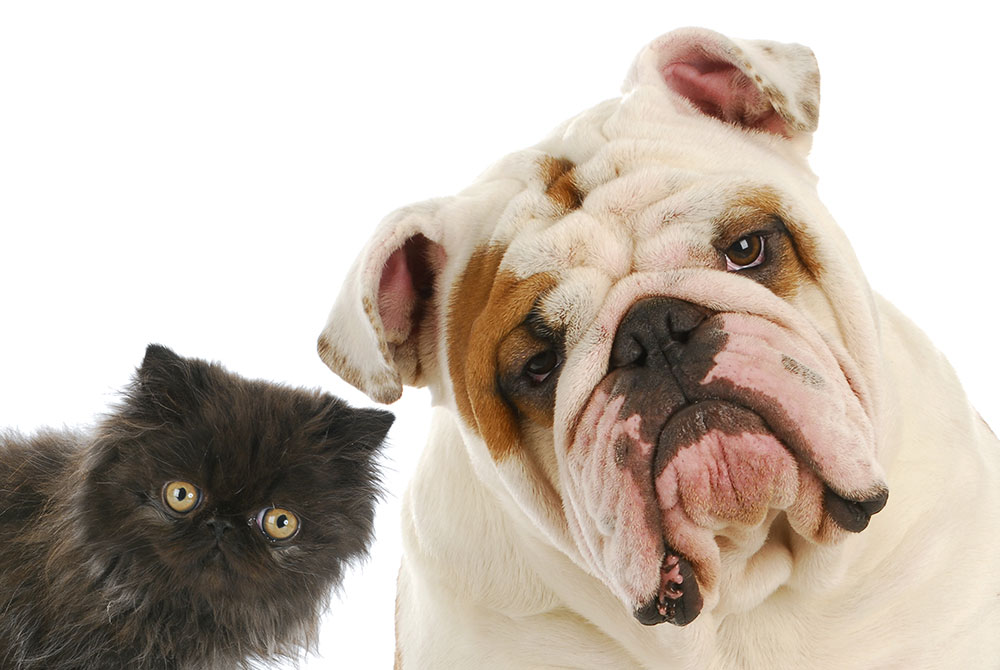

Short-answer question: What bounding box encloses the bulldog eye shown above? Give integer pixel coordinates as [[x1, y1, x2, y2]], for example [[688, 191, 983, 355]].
[[524, 349, 561, 384], [725, 234, 765, 270]]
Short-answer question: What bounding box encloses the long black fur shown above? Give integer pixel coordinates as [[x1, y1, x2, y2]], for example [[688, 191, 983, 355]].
[[0, 345, 393, 669]]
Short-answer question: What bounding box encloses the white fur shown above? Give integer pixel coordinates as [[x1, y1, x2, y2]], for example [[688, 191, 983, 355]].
[[320, 28, 1000, 669]]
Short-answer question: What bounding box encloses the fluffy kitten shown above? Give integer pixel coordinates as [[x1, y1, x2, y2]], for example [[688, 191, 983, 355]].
[[0, 344, 394, 670]]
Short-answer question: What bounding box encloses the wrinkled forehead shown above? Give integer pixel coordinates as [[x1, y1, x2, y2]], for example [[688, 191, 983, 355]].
[[504, 165, 743, 277], [472, 92, 819, 271], [459, 157, 800, 335]]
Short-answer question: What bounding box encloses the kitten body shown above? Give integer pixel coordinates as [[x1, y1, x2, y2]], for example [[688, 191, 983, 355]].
[[0, 345, 393, 670]]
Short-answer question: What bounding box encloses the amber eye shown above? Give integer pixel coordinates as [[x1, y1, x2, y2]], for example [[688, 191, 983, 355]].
[[524, 349, 561, 384], [255, 507, 300, 542], [162, 481, 201, 514], [725, 234, 765, 270]]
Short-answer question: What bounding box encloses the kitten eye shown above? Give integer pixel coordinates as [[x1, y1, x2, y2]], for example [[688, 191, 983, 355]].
[[725, 234, 766, 270], [162, 481, 201, 514], [255, 507, 300, 542]]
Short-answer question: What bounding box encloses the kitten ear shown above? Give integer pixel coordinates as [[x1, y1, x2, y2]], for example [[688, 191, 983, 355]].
[[133, 343, 200, 415], [140, 343, 184, 373], [313, 397, 395, 455], [349, 407, 395, 451]]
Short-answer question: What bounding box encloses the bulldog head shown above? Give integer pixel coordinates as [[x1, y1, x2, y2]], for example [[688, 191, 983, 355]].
[[319, 28, 889, 627]]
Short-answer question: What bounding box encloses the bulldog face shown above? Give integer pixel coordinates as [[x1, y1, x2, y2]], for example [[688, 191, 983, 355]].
[[319, 28, 889, 627]]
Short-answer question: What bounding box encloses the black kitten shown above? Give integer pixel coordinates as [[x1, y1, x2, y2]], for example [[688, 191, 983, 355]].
[[0, 344, 393, 670]]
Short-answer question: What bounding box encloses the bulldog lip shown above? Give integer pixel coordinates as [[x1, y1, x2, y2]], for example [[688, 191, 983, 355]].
[[822, 486, 889, 533], [633, 550, 702, 626]]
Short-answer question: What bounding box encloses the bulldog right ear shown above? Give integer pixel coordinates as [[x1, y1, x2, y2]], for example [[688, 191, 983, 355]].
[[625, 27, 820, 140], [318, 204, 447, 404]]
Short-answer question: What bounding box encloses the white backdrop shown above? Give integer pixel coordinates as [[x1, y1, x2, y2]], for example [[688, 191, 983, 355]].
[[1, 2, 996, 668]]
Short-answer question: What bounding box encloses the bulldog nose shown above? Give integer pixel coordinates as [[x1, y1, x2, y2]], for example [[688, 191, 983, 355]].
[[610, 298, 712, 370]]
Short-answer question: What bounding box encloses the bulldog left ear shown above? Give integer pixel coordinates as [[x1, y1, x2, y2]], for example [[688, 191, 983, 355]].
[[318, 204, 447, 404], [625, 27, 820, 139]]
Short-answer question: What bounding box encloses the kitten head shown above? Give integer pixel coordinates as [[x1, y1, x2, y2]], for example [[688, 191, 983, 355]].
[[79, 344, 393, 661]]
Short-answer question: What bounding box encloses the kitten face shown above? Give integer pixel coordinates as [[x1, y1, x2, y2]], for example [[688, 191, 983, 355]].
[[81, 345, 393, 629]]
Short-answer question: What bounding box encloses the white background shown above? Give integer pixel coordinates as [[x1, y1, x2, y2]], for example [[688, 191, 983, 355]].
[[1, 2, 996, 668]]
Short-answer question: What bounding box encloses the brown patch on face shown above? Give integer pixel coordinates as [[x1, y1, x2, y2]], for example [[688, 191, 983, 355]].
[[713, 187, 823, 299], [540, 155, 584, 213], [448, 246, 504, 440], [496, 326, 559, 428], [447, 246, 558, 461]]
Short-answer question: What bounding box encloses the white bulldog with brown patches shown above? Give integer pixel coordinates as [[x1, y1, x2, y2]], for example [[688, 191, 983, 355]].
[[319, 28, 1000, 668]]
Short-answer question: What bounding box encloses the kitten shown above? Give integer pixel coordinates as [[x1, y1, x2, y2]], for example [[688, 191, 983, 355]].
[[0, 344, 394, 670]]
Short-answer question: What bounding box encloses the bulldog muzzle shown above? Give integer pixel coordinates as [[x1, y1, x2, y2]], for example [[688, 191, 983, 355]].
[[573, 296, 889, 626]]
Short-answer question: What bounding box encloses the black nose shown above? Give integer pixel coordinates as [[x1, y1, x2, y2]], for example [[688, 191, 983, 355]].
[[610, 298, 712, 370], [205, 516, 234, 540]]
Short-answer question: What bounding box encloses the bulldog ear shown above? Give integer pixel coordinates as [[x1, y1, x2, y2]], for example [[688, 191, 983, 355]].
[[318, 206, 446, 404], [625, 27, 820, 138]]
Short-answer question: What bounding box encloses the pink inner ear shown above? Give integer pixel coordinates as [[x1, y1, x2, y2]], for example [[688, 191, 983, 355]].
[[661, 57, 788, 136], [378, 247, 417, 337], [376, 234, 444, 341]]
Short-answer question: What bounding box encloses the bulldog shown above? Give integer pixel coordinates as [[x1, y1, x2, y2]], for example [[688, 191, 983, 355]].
[[318, 28, 1000, 668]]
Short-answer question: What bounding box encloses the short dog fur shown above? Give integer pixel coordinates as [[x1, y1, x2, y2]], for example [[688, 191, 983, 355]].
[[319, 28, 1000, 668]]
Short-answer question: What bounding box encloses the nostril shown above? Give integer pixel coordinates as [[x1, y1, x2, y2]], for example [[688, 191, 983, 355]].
[[610, 336, 647, 370], [610, 298, 714, 371], [668, 328, 692, 345], [665, 304, 707, 343]]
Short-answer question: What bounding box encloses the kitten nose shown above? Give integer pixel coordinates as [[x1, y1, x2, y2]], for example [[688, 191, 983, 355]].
[[205, 516, 234, 540]]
